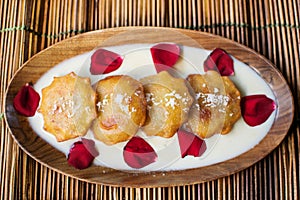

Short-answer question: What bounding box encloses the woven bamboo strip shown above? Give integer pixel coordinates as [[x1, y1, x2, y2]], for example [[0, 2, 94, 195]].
[[278, 0, 291, 77], [268, 0, 277, 66], [129, 0, 134, 26], [249, 0, 257, 51], [253, 161, 260, 199], [286, 0, 300, 113], [178, 0, 184, 28], [174, 0, 179, 28], [282, 141, 289, 199], [204, 182, 208, 199], [259, 0, 266, 56], [55, 0, 61, 42], [9, 0, 19, 72], [134, 0, 138, 26], [189, 0, 195, 29], [34, 0, 41, 53], [26, 0, 34, 57], [229, 0, 235, 39], [135, 0, 140, 26], [40, 0, 48, 49], [140, 0, 145, 26], [157, 0, 161, 26], [161, 0, 165, 26], [1, 2, 12, 200], [273, 0, 284, 71], [238, 0, 246, 44], [167, 0, 172, 27], [88, 0, 95, 29], [233, 0, 239, 43], [289, 131, 298, 200], [253, 0, 261, 53], [263, 0, 272, 61], [58, 0, 64, 41], [65, 0, 72, 41], [207, 0, 213, 33], [146, 0, 151, 26], [211, 0, 217, 34], [188, 185, 192, 200], [50, 0, 57, 45], [182, 185, 186, 200], [258, 162, 264, 199], [150, 0, 155, 26], [181, 0, 186, 28], [235, 172, 240, 199], [295, 128, 300, 198], [0, 125, 5, 198]]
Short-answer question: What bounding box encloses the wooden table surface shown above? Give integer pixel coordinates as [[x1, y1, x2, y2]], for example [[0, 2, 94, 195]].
[[0, 0, 299, 199]]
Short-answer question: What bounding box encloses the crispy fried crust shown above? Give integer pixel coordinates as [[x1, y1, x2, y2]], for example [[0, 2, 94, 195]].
[[39, 72, 97, 142], [140, 71, 194, 138], [92, 75, 147, 145], [186, 71, 241, 138]]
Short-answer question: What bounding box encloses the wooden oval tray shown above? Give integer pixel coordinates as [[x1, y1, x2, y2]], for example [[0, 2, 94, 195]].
[[4, 27, 294, 187]]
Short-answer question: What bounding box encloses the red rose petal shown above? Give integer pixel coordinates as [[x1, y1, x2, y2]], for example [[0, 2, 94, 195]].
[[203, 48, 225, 71], [67, 139, 99, 169], [90, 49, 123, 75], [150, 43, 180, 73], [123, 137, 158, 169], [177, 129, 206, 158], [204, 48, 234, 76], [81, 138, 99, 157], [217, 53, 234, 76], [241, 95, 276, 126], [13, 83, 40, 117]]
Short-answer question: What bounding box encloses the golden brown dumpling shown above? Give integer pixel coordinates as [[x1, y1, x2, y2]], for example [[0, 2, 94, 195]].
[[39, 72, 97, 142], [186, 71, 241, 138], [140, 71, 194, 138], [91, 75, 147, 145]]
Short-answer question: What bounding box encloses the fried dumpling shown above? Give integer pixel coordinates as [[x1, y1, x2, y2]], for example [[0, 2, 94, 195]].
[[140, 71, 194, 138], [92, 75, 147, 145], [39, 72, 97, 142], [186, 71, 241, 138]]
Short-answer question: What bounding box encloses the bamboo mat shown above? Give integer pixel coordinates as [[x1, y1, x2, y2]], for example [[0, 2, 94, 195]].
[[0, 0, 299, 199]]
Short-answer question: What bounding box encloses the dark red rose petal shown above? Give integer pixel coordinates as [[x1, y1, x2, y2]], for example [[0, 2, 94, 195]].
[[203, 48, 224, 71], [123, 136, 157, 169], [90, 49, 123, 75], [177, 129, 206, 158], [81, 138, 99, 157], [68, 139, 99, 169], [217, 53, 234, 76], [13, 83, 40, 117], [241, 95, 276, 126], [203, 48, 234, 76], [150, 43, 180, 73]]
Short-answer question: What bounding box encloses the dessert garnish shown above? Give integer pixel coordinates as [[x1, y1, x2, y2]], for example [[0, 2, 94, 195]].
[[67, 138, 99, 169], [150, 43, 180, 72], [241, 94, 276, 126], [90, 49, 123, 75], [177, 129, 206, 158], [123, 136, 158, 169], [13, 83, 40, 117], [203, 48, 234, 76]]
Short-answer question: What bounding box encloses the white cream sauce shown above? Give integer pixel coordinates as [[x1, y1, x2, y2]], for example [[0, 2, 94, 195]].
[[28, 44, 276, 172]]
